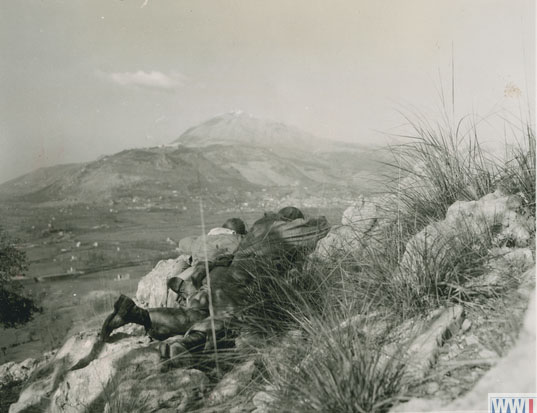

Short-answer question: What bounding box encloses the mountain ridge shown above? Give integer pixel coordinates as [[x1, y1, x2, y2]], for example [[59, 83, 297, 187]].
[[0, 113, 386, 207]]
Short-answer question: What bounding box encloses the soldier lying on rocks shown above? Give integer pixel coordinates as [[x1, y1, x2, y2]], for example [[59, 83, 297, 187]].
[[100, 207, 330, 362]]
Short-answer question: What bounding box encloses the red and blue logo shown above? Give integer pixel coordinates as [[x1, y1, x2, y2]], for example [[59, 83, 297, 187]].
[[489, 394, 536, 413]]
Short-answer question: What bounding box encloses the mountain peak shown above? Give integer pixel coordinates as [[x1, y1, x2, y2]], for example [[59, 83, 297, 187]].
[[173, 112, 327, 152], [228, 109, 247, 116]]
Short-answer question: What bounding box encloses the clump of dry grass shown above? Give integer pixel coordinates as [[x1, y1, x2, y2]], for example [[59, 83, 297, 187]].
[[261, 310, 406, 413], [245, 115, 534, 412]]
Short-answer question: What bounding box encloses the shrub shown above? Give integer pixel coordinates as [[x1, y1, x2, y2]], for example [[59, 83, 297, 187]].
[[0, 288, 41, 328], [0, 227, 41, 328]]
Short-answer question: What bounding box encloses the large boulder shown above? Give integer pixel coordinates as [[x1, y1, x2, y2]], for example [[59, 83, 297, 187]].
[[444, 191, 531, 246], [311, 225, 362, 260], [49, 341, 159, 413], [341, 195, 378, 234], [136, 255, 191, 308], [312, 195, 380, 261], [400, 191, 533, 287], [9, 331, 159, 413]]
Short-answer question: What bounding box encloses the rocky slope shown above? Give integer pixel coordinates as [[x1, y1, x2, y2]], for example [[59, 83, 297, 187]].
[[3, 190, 535, 413]]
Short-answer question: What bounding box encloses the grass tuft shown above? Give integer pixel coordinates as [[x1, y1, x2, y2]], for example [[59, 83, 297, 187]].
[[263, 311, 406, 413]]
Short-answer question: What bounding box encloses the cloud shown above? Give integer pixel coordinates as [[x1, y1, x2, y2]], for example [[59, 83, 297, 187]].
[[104, 70, 187, 90]]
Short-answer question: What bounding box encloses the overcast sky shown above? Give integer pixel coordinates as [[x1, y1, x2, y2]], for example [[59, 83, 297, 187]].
[[0, 0, 534, 183]]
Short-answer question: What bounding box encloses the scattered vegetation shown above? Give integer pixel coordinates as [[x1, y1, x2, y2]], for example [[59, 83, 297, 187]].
[[499, 125, 536, 215], [238, 114, 535, 412], [2, 109, 534, 412], [349, 116, 536, 317], [0, 227, 41, 328]]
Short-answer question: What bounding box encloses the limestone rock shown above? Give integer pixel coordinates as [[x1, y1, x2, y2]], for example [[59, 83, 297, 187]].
[[403, 305, 464, 379], [341, 195, 378, 234], [444, 191, 531, 247], [310, 195, 387, 261], [9, 332, 155, 413], [53, 331, 102, 369], [478, 348, 499, 360], [0, 358, 39, 389], [50, 345, 158, 413], [446, 285, 536, 405], [9, 328, 209, 413], [135, 255, 191, 308], [208, 360, 256, 405], [311, 225, 362, 260], [465, 247, 534, 292], [380, 306, 464, 382], [391, 284, 536, 412], [401, 191, 533, 290]]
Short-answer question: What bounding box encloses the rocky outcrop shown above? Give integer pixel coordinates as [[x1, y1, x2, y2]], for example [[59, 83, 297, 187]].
[[341, 195, 378, 232], [400, 306, 464, 380], [135, 255, 191, 308], [400, 190, 533, 291], [392, 281, 536, 412], [9, 331, 160, 413], [465, 247, 534, 291], [312, 195, 380, 260], [312, 225, 363, 260], [0, 356, 54, 390], [7, 189, 535, 413], [8, 324, 213, 413]]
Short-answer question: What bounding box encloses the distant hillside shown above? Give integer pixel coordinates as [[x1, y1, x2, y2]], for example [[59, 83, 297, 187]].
[[0, 114, 388, 207], [0, 146, 250, 204]]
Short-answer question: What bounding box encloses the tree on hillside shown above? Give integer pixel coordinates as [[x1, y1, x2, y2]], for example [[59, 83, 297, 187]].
[[0, 228, 40, 328]]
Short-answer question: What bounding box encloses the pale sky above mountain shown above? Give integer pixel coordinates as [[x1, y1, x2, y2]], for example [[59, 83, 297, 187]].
[[0, 0, 534, 183]]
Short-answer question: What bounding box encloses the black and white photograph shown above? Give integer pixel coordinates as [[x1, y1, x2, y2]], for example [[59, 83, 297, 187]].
[[0, 1, 535, 412]]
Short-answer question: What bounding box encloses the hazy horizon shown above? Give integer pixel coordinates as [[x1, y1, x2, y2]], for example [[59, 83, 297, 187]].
[[1, 0, 534, 184]]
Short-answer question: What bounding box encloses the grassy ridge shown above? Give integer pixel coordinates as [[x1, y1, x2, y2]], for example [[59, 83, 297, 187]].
[[238, 116, 535, 412]]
